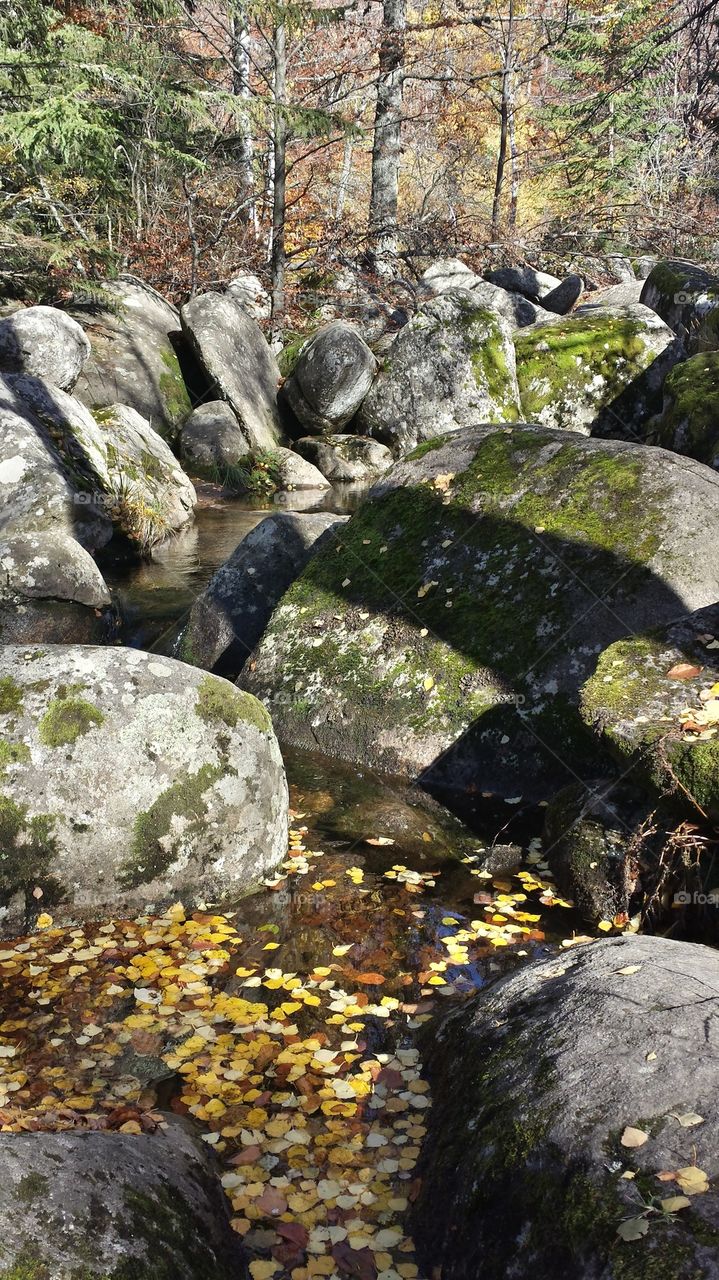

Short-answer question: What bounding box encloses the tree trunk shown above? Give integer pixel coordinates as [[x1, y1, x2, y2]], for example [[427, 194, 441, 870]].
[[230, 4, 257, 231], [368, 0, 406, 268], [491, 0, 515, 240], [270, 17, 287, 330]]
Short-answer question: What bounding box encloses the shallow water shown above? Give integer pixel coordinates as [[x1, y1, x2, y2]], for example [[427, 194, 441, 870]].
[[101, 480, 370, 653]]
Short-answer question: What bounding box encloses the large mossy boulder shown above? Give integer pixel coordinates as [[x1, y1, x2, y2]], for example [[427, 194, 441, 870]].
[[640, 258, 719, 353], [71, 279, 193, 439], [355, 290, 521, 453], [240, 425, 719, 806], [279, 320, 377, 433], [0, 645, 287, 937], [514, 303, 681, 436], [180, 511, 347, 675], [651, 351, 719, 468], [413, 935, 719, 1280], [180, 292, 284, 451], [0, 1118, 244, 1279], [580, 604, 719, 821], [0, 305, 90, 391]]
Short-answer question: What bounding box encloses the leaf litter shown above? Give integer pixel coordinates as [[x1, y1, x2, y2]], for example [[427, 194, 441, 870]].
[[0, 807, 654, 1278]]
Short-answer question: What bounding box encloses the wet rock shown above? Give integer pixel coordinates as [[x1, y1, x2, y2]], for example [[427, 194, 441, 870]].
[[414, 934, 719, 1280], [0, 1116, 244, 1279], [70, 278, 192, 438], [0, 645, 287, 936], [484, 264, 561, 300], [355, 290, 520, 453], [180, 399, 251, 480], [279, 321, 377, 434], [540, 273, 583, 315], [0, 305, 91, 391], [580, 603, 719, 822], [181, 292, 284, 450], [640, 258, 719, 353], [651, 350, 719, 468], [515, 303, 682, 436], [240, 424, 719, 805], [294, 435, 393, 482], [180, 511, 347, 674], [542, 779, 644, 922], [226, 270, 271, 321]]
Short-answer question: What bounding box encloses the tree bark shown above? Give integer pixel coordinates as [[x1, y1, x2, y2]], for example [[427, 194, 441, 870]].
[[491, 0, 515, 239], [230, 4, 257, 231], [369, 0, 406, 268], [270, 17, 287, 329]]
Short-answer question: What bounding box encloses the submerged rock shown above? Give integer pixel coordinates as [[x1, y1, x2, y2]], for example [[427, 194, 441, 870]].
[[651, 350, 719, 468], [240, 425, 719, 805], [414, 935, 719, 1280], [542, 779, 644, 923], [180, 511, 347, 674], [356, 291, 520, 453], [279, 321, 377, 433], [294, 435, 393, 482], [0, 304, 90, 391], [580, 603, 719, 821], [640, 258, 719, 352], [0, 1117, 243, 1278], [514, 303, 682, 436], [0, 645, 287, 936], [181, 292, 284, 451], [71, 278, 192, 438]]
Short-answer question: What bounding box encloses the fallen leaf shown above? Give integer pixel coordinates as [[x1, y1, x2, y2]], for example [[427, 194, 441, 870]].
[[667, 663, 702, 680], [617, 1217, 649, 1241], [620, 1126, 649, 1148]]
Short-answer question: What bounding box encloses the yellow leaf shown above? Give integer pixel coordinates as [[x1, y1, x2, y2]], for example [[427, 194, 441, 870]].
[[675, 1166, 709, 1195], [36, 913, 53, 930], [423, 676, 435, 691], [661, 1196, 691, 1213], [620, 1127, 649, 1148], [597, 921, 613, 932]]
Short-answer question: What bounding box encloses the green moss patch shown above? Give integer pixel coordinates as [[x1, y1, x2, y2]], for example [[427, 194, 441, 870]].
[[0, 678, 23, 717], [39, 697, 104, 748], [653, 351, 719, 466], [118, 763, 226, 889], [195, 676, 271, 734]]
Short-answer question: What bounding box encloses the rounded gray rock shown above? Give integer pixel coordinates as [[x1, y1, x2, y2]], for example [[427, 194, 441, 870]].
[[0, 305, 91, 391], [280, 321, 377, 434]]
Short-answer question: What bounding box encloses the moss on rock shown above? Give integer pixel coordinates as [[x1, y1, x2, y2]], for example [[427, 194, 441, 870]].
[[38, 696, 104, 748], [653, 351, 719, 468], [195, 675, 272, 734], [119, 763, 226, 889]]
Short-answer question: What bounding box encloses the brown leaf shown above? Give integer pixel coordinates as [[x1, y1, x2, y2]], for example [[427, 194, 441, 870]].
[[667, 663, 702, 680]]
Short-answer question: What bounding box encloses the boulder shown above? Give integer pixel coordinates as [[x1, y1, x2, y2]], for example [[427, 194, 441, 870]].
[[70, 278, 192, 438], [180, 399, 251, 480], [418, 262, 550, 325], [484, 264, 561, 299], [0, 378, 113, 643], [180, 292, 284, 451], [0, 1117, 243, 1278], [580, 603, 719, 821], [540, 273, 583, 315], [542, 779, 644, 923], [414, 935, 719, 1280], [180, 511, 347, 674], [6, 376, 196, 551], [355, 291, 520, 453], [651, 350, 719, 468], [640, 258, 719, 352], [91, 403, 197, 548], [294, 435, 393, 483], [514, 303, 682, 436], [274, 447, 331, 491], [0, 531, 113, 644], [225, 270, 271, 321], [0, 305, 90, 391], [579, 281, 644, 310], [0, 645, 287, 936], [634, 253, 658, 280], [279, 321, 377, 434], [240, 425, 719, 806]]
